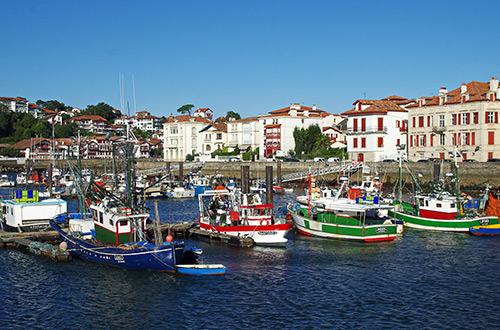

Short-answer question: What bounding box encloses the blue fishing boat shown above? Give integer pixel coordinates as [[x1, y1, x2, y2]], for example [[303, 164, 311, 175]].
[[50, 203, 198, 272], [470, 224, 500, 236]]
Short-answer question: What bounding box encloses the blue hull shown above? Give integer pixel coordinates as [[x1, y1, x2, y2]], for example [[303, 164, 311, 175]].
[[176, 264, 226, 276], [50, 220, 184, 272], [193, 185, 210, 196], [470, 225, 500, 236]]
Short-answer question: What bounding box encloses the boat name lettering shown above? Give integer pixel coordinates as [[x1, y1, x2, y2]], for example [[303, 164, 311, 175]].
[[114, 255, 124, 262], [257, 231, 277, 235], [480, 219, 490, 226], [376, 227, 388, 233]]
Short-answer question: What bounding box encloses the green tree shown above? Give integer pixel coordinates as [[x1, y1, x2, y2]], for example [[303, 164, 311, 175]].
[[32, 121, 51, 138], [0, 111, 14, 137], [293, 124, 324, 157], [226, 110, 241, 120], [177, 104, 194, 116], [81, 102, 117, 121], [36, 99, 72, 112], [133, 128, 152, 140], [54, 122, 79, 138]]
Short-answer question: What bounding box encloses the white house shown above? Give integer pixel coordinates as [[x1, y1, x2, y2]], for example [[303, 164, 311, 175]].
[[342, 96, 413, 162], [259, 103, 331, 158]]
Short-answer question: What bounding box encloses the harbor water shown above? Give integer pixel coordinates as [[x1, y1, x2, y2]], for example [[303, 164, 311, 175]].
[[1, 193, 500, 329]]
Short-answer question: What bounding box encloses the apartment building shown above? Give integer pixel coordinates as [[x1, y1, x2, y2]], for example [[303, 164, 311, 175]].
[[408, 78, 500, 161]]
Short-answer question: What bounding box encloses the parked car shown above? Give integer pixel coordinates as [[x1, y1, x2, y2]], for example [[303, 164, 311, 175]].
[[487, 158, 500, 162], [327, 157, 340, 163], [463, 159, 477, 162], [313, 157, 326, 162], [283, 158, 300, 162], [417, 159, 430, 162]]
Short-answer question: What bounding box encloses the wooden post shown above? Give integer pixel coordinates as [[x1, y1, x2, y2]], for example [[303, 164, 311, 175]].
[[179, 162, 184, 181], [241, 166, 249, 194], [277, 161, 282, 187], [266, 165, 273, 205]]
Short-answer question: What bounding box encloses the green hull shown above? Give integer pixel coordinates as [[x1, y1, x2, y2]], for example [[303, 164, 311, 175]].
[[291, 208, 397, 242], [388, 210, 498, 232]]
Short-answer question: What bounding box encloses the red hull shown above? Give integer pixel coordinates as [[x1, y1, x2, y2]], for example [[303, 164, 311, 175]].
[[200, 222, 293, 232]]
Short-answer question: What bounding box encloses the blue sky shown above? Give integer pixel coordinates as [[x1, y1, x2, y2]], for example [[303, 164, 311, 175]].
[[2, 1, 500, 119]]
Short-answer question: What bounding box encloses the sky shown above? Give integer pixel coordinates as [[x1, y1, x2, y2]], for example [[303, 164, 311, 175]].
[[2, 0, 500, 119]]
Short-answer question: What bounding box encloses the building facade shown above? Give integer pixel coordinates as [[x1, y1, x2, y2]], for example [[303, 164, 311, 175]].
[[408, 78, 500, 161], [342, 96, 412, 162]]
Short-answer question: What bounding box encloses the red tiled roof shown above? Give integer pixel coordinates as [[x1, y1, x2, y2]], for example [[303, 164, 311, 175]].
[[342, 100, 407, 116], [165, 115, 213, 124], [71, 115, 107, 122]]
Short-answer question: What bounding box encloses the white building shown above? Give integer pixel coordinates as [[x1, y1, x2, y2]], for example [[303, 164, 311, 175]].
[[259, 103, 332, 158], [407, 78, 500, 161], [194, 108, 213, 121], [226, 116, 261, 154], [163, 115, 226, 161], [0, 97, 28, 113], [342, 96, 413, 162]]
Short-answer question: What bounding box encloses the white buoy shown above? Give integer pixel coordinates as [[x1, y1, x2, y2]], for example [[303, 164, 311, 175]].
[[59, 241, 68, 250]]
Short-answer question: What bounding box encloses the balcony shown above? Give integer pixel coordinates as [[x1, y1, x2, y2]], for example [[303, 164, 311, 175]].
[[432, 126, 446, 133], [345, 126, 387, 135]]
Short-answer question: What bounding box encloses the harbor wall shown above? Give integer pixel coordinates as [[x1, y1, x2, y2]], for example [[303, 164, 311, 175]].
[[2, 158, 499, 188]]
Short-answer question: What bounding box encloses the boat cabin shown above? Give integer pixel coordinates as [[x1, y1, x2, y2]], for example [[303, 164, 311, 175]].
[[415, 195, 458, 220], [90, 204, 149, 245]]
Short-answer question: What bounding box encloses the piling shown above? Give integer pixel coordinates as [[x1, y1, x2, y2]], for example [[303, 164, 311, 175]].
[[266, 165, 273, 205]]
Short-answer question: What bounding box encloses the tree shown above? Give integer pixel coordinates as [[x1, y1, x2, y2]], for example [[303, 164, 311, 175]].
[[293, 124, 324, 157], [177, 104, 195, 116], [81, 102, 118, 121], [36, 99, 72, 112], [54, 122, 79, 138], [226, 110, 241, 120]]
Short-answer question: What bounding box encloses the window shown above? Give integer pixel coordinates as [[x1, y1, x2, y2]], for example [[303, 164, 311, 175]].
[[419, 135, 426, 146], [489, 152, 493, 159], [361, 118, 366, 132], [192, 127, 196, 134], [412, 117, 416, 128], [462, 113, 470, 125], [216, 133, 222, 140], [353, 118, 358, 132], [440, 134, 445, 145], [486, 112, 498, 123], [361, 138, 366, 148], [452, 114, 456, 125], [377, 137, 383, 148], [418, 116, 424, 127], [353, 138, 358, 148], [473, 112, 479, 124], [439, 115, 445, 128], [377, 117, 383, 131]]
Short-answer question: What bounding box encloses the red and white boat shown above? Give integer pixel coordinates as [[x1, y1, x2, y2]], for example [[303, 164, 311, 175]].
[[198, 189, 293, 246]]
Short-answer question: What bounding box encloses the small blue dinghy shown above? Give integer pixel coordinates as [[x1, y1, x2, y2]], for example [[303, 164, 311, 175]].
[[470, 224, 500, 236], [176, 264, 226, 276]]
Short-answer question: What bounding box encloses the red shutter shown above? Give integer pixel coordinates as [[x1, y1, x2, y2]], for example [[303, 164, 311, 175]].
[[353, 138, 358, 148], [412, 117, 416, 128], [458, 114, 461, 125], [472, 132, 475, 145], [361, 138, 366, 148], [416, 135, 419, 147], [423, 135, 426, 146], [453, 114, 457, 125], [466, 113, 470, 124], [410, 136, 413, 147], [427, 116, 430, 127], [495, 112, 498, 123], [430, 134, 433, 147], [486, 112, 489, 123], [353, 118, 358, 132], [378, 117, 383, 131], [361, 118, 366, 131], [489, 132, 495, 145]]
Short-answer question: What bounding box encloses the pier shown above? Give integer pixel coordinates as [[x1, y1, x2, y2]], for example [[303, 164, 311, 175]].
[[0, 230, 70, 262]]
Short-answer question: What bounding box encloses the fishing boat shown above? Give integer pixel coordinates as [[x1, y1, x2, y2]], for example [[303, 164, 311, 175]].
[[136, 186, 166, 199], [1, 189, 67, 232], [188, 175, 211, 196], [0, 174, 15, 187], [288, 175, 398, 242], [389, 149, 498, 232], [165, 186, 195, 198], [198, 189, 294, 246], [50, 197, 200, 272]]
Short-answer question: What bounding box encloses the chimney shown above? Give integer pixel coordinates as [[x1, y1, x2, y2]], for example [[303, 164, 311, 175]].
[[438, 88, 447, 105], [461, 83, 467, 94], [439, 87, 447, 95], [490, 77, 499, 92], [312, 104, 317, 111]]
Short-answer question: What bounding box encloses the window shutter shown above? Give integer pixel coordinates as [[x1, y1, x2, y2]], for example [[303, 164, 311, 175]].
[[472, 132, 475, 145], [495, 112, 498, 123]]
